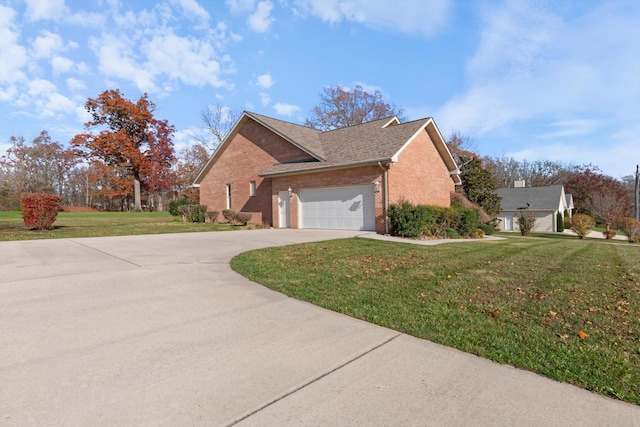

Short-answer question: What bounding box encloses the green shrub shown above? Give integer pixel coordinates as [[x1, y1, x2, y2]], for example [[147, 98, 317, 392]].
[[388, 199, 423, 238], [571, 213, 595, 239], [169, 198, 195, 216], [617, 217, 640, 243], [457, 208, 479, 237], [388, 200, 481, 239], [556, 212, 564, 232], [516, 211, 536, 236], [178, 204, 207, 222], [478, 222, 496, 235], [21, 193, 61, 230]]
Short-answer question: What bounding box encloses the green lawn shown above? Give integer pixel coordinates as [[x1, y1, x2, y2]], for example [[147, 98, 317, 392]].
[[231, 237, 640, 405], [0, 211, 242, 240]]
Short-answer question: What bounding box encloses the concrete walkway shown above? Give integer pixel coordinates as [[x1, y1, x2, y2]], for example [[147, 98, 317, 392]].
[[1, 229, 638, 426]]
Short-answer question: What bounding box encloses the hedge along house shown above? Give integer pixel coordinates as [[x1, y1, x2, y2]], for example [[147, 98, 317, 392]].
[[495, 182, 574, 233], [193, 111, 461, 234]]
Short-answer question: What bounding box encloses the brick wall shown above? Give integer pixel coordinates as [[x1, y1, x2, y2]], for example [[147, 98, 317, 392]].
[[388, 129, 454, 207], [198, 119, 311, 226]]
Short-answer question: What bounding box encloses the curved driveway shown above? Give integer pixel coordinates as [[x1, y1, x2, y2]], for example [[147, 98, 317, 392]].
[[1, 229, 638, 426]]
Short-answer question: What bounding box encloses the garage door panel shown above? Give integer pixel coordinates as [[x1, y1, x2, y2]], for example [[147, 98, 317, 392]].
[[299, 185, 375, 231]]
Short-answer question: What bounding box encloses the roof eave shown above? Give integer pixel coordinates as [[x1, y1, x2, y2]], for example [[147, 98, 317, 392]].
[[259, 158, 394, 178]]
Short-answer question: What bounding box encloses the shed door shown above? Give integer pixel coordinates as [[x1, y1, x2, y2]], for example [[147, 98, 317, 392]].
[[299, 185, 375, 231]]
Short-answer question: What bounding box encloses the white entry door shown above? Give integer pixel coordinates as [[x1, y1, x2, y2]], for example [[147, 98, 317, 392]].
[[278, 191, 290, 228], [504, 214, 514, 231]]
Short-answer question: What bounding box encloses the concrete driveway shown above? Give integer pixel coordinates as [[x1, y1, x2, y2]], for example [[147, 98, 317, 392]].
[[1, 229, 638, 426]]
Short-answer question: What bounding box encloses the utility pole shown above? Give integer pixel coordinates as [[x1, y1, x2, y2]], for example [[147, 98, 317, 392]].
[[635, 164, 639, 220]]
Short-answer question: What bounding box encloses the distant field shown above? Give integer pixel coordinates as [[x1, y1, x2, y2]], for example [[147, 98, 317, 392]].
[[0, 211, 241, 241]]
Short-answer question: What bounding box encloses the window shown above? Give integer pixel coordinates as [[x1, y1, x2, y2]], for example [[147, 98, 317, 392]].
[[226, 184, 232, 209], [250, 180, 257, 197]]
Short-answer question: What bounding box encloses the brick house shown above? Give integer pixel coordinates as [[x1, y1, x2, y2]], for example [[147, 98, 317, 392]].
[[193, 111, 461, 234]]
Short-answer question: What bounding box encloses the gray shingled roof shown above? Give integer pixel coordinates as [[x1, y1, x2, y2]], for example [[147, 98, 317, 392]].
[[246, 112, 449, 176], [496, 185, 565, 211], [194, 111, 460, 184]]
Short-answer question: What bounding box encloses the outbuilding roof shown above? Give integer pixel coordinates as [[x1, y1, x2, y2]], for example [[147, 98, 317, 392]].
[[496, 185, 568, 211]]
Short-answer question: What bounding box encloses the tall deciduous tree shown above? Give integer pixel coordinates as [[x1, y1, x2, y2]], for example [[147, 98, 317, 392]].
[[483, 156, 574, 188], [192, 103, 240, 153], [305, 84, 405, 131], [564, 168, 631, 227], [72, 89, 176, 212]]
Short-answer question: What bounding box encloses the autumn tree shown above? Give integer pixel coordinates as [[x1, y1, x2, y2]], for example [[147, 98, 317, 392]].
[[305, 84, 405, 131], [72, 89, 175, 212], [564, 168, 631, 228], [446, 131, 477, 165], [0, 131, 77, 197], [174, 144, 209, 196]]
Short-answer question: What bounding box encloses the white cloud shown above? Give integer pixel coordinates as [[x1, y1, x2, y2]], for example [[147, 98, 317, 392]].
[[436, 1, 640, 140], [257, 73, 274, 89], [248, 1, 274, 32], [24, 0, 66, 22], [143, 30, 228, 89], [24, 0, 104, 27], [66, 77, 86, 91], [226, 0, 257, 14], [273, 102, 301, 116], [293, 0, 451, 37], [0, 5, 28, 84], [89, 33, 158, 93], [259, 92, 271, 106], [51, 56, 74, 75], [30, 31, 65, 59], [170, 0, 210, 22]]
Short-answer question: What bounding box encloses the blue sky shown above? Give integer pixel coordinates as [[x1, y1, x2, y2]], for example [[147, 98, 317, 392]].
[[1, 0, 638, 179]]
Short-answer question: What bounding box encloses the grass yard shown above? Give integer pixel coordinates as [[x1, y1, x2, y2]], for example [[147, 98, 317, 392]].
[[0, 210, 241, 241], [231, 237, 640, 405]]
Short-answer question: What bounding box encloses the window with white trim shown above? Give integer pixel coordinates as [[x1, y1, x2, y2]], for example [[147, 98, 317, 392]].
[[226, 184, 232, 209], [250, 180, 257, 196]]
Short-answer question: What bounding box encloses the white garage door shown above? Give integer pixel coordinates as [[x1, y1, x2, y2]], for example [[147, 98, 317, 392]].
[[299, 185, 375, 231]]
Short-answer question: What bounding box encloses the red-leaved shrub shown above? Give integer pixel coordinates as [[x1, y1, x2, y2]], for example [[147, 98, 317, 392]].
[[21, 193, 61, 230]]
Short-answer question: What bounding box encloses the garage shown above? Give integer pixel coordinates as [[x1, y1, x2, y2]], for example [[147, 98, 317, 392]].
[[299, 185, 375, 231]]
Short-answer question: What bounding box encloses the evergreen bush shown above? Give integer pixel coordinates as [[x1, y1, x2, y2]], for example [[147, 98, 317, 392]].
[[169, 198, 195, 216], [556, 212, 564, 232]]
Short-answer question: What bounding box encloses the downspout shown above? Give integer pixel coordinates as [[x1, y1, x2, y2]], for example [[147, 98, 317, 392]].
[[378, 161, 389, 235]]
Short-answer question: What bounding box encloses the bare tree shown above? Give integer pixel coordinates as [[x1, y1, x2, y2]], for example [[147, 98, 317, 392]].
[[192, 103, 240, 153], [305, 84, 405, 131]]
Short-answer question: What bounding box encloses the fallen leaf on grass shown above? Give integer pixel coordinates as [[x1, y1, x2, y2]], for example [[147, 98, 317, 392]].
[[577, 330, 588, 339], [489, 309, 500, 318]]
